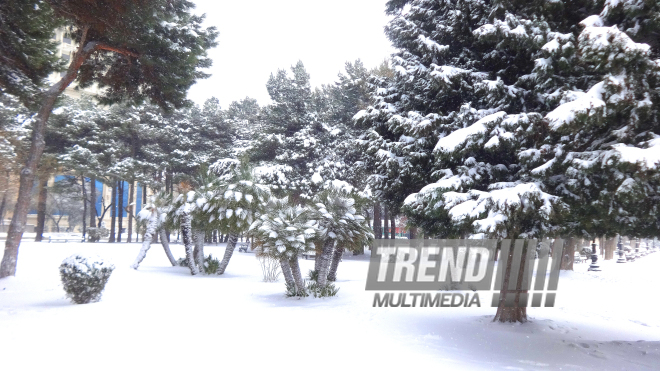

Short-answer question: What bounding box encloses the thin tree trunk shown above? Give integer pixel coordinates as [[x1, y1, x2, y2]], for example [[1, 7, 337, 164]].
[[127, 181, 134, 243], [383, 206, 389, 239], [80, 175, 87, 240], [0, 191, 6, 226], [280, 257, 295, 290], [327, 245, 344, 282], [216, 232, 239, 275], [117, 180, 124, 242], [390, 214, 396, 239], [561, 237, 576, 271], [289, 256, 305, 295], [409, 226, 417, 239], [131, 208, 159, 269], [194, 229, 205, 273], [89, 177, 96, 228], [160, 229, 177, 266], [314, 249, 321, 273], [373, 202, 381, 240], [180, 210, 199, 275], [0, 26, 95, 277], [109, 179, 117, 243], [34, 177, 48, 242], [317, 238, 336, 287]]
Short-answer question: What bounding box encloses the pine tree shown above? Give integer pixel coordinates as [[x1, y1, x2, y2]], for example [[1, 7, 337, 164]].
[[0, 0, 64, 105], [532, 1, 660, 241], [258, 61, 327, 200], [1, 0, 218, 277], [365, 0, 593, 322]]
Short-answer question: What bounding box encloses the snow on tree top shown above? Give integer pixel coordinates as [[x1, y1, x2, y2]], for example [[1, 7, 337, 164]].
[[580, 15, 604, 28]]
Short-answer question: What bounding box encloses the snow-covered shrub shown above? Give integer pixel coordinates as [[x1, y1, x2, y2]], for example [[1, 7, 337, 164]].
[[59, 255, 114, 304], [176, 257, 189, 267], [306, 281, 339, 298], [203, 255, 220, 274], [86, 227, 109, 242], [285, 282, 309, 298]]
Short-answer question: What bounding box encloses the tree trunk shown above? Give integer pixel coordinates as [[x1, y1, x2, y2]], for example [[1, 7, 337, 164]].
[[390, 214, 396, 239], [317, 237, 336, 287], [159, 229, 177, 266], [314, 249, 321, 273], [289, 255, 305, 295], [493, 238, 529, 323], [605, 237, 615, 260], [194, 229, 205, 273], [0, 191, 6, 227], [34, 177, 48, 242], [127, 181, 134, 243], [561, 237, 576, 271], [117, 180, 124, 242], [109, 179, 117, 242], [80, 175, 87, 240], [327, 245, 344, 282], [383, 206, 389, 239], [280, 257, 295, 290], [0, 26, 96, 277], [89, 177, 96, 228], [180, 210, 199, 275], [409, 226, 417, 239], [131, 208, 159, 269], [373, 202, 381, 240], [216, 232, 239, 275]]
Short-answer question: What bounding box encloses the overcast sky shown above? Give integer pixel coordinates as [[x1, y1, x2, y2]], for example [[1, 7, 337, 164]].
[[186, 0, 394, 108]]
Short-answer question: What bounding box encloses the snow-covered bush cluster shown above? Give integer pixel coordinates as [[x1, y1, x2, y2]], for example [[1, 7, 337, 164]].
[[86, 227, 109, 243], [59, 255, 115, 304]]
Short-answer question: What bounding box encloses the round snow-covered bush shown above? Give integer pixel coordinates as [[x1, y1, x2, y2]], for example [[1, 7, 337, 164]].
[[59, 255, 115, 304]]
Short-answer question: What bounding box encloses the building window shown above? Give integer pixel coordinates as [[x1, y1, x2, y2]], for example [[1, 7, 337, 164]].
[[62, 37, 72, 44], [61, 54, 70, 62]]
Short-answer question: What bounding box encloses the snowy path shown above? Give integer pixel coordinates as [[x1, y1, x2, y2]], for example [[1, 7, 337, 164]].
[[1, 242, 658, 370]]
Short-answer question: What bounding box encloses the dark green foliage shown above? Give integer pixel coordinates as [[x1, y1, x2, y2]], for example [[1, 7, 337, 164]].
[[56, 0, 218, 110], [307, 269, 318, 282], [0, 0, 64, 105], [203, 254, 220, 274], [59, 255, 114, 304]]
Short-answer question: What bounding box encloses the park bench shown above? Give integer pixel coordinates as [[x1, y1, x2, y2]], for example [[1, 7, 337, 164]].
[[238, 241, 251, 253], [302, 250, 316, 260], [46, 233, 84, 243], [573, 252, 584, 264]]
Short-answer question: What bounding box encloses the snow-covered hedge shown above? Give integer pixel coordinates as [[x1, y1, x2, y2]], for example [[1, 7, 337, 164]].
[[59, 255, 115, 304]]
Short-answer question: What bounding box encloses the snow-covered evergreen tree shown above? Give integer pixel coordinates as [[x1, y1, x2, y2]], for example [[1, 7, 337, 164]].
[[531, 0, 660, 239]]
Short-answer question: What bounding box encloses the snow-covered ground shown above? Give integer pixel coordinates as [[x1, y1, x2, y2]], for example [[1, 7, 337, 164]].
[[1, 241, 659, 370]]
